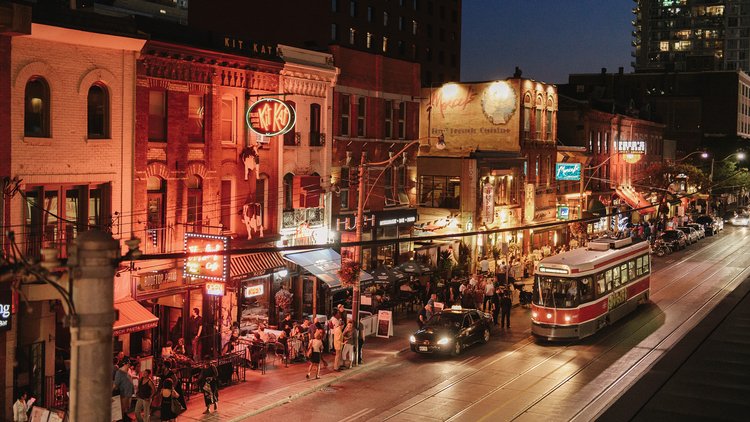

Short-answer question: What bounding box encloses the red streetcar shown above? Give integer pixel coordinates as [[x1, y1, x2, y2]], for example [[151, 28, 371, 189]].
[[531, 237, 651, 340]]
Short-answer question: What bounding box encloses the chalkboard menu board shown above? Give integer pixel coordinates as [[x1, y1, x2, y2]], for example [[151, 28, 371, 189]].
[[376, 310, 392, 338]]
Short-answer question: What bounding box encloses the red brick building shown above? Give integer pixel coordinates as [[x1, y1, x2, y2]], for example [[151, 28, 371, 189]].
[[329, 46, 421, 269]]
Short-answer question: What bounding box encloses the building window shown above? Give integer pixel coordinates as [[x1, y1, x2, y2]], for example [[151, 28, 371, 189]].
[[383, 11, 389, 26], [397, 102, 406, 139], [413, 0, 418, 10], [412, 20, 418, 35], [397, 165, 407, 203], [350, 1, 356, 16], [535, 155, 540, 181], [399, 16, 404, 31], [331, 23, 338, 41], [367, 5, 373, 22], [147, 177, 166, 251], [186, 175, 203, 231], [384, 100, 394, 139], [382, 36, 388, 53], [596, 132, 601, 154], [310, 103, 322, 146], [87, 84, 109, 139], [589, 131, 593, 152], [188, 94, 205, 142], [523, 105, 531, 136], [545, 155, 552, 187], [419, 175, 460, 208], [384, 167, 394, 203], [25, 78, 50, 138], [546, 109, 553, 140], [331, 0, 338, 12], [283, 173, 294, 211], [367, 32, 373, 48], [535, 107, 542, 139], [339, 167, 357, 210], [283, 101, 297, 146], [340, 95, 350, 136], [349, 28, 356, 45], [221, 96, 235, 143], [357, 97, 366, 137], [604, 132, 609, 154], [220, 180, 232, 231], [148, 90, 167, 141]]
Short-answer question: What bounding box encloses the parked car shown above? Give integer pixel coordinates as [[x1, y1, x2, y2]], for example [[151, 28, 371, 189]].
[[657, 229, 688, 251], [695, 215, 718, 235], [677, 226, 700, 244], [714, 216, 724, 232], [410, 307, 493, 356], [686, 223, 706, 239], [722, 211, 737, 222], [730, 212, 750, 226]]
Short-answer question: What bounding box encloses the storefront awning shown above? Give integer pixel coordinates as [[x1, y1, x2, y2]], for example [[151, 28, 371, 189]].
[[113, 299, 158, 336], [283, 249, 373, 290], [615, 187, 657, 214], [230, 252, 287, 280]]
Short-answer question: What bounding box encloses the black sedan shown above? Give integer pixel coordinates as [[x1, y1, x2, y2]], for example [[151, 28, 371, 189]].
[[657, 229, 688, 251], [695, 215, 718, 235], [410, 307, 493, 356]]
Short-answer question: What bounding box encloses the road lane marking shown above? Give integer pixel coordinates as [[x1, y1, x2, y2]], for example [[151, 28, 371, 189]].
[[337, 408, 374, 422]]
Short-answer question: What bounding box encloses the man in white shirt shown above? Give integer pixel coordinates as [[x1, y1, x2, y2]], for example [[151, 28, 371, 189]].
[[479, 256, 490, 274], [483, 281, 495, 311]]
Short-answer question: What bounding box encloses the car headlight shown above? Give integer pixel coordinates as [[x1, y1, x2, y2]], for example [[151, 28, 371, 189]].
[[409, 335, 416, 343], [437, 337, 450, 345]]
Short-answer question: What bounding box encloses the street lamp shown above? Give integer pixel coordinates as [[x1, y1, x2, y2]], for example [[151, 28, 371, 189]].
[[707, 151, 746, 214], [350, 134, 445, 366]]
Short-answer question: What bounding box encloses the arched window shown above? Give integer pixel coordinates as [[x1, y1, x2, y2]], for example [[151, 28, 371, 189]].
[[283, 173, 294, 211], [147, 176, 166, 251], [256, 173, 269, 228], [186, 175, 203, 230], [87, 84, 110, 139], [25, 77, 50, 137]]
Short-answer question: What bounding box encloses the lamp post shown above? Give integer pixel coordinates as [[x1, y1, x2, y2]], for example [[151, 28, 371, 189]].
[[350, 134, 445, 367], [707, 151, 746, 214]]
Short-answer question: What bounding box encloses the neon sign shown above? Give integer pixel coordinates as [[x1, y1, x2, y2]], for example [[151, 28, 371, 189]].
[[244, 284, 264, 298], [246, 98, 296, 136], [183, 233, 230, 282]]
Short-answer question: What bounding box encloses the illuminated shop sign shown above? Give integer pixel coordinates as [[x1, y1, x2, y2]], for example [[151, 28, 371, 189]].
[[184, 233, 230, 282], [555, 163, 581, 181], [616, 140, 646, 154], [557, 206, 570, 220], [246, 98, 296, 136], [0, 284, 11, 332], [205, 282, 226, 297], [244, 284, 264, 298]]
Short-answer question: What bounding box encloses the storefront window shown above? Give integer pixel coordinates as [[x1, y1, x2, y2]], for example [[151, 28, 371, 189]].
[[419, 175, 460, 208], [240, 276, 271, 333]]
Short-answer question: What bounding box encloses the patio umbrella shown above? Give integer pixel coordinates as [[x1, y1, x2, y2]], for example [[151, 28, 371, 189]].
[[417, 262, 434, 274], [398, 260, 422, 274], [390, 266, 407, 281], [371, 265, 397, 284]]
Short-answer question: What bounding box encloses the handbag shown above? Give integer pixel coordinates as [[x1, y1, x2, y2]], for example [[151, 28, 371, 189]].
[[170, 389, 186, 415]]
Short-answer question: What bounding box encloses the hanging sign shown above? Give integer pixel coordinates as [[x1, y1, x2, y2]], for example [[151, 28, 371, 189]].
[[0, 283, 12, 332], [245, 98, 296, 136], [482, 183, 494, 224], [184, 233, 230, 282], [244, 284, 264, 298], [555, 163, 581, 181]]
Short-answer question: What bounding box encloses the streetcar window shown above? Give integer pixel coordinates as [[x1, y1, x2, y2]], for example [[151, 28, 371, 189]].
[[636, 256, 643, 276], [620, 264, 628, 284], [605, 270, 613, 291], [580, 277, 594, 302], [628, 261, 636, 280], [612, 267, 620, 287], [534, 276, 578, 308], [595, 272, 606, 295], [642, 255, 650, 274]]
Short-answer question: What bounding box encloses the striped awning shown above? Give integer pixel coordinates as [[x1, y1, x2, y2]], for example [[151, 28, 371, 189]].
[[230, 252, 287, 279]]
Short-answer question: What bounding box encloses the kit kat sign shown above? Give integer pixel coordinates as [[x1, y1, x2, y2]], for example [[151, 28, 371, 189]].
[[184, 233, 230, 282], [246, 98, 296, 137]]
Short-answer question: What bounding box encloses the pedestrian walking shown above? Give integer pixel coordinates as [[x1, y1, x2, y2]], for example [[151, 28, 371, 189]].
[[306, 331, 324, 379], [357, 320, 365, 365], [342, 321, 355, 368], [12, 391, 29, 422], [491, 288, 501, 325], [483, 280, 495, 312], [112, 360, 135, 422], [135, 369, 155, 422], [199, 359, 219, 414], [333, 321, 344, 370], [500, 292, 512, 328], [418, 304, 432, 329], [158, 378, 181, 422]]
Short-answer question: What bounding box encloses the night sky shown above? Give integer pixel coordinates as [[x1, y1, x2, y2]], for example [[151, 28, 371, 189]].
[[461, 0, 633, 85]]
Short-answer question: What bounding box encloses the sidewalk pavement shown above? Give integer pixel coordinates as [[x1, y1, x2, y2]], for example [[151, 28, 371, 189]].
[[149, 320, 417, 422]]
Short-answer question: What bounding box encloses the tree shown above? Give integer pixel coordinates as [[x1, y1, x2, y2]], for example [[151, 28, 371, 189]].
[[641, 162, 710, 193]]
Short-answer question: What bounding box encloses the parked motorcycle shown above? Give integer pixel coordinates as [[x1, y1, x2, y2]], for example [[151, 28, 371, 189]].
[[652, 239, 671, 257]]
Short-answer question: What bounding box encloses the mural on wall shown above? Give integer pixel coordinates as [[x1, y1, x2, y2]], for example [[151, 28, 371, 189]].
[[420, 81, 521, 156]]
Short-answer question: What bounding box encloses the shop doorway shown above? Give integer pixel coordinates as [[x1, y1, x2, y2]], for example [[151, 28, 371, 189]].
[[15, 341, 45, 405]]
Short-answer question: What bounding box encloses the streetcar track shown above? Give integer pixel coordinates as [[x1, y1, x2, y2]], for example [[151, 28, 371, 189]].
[[377, 229, 750, 422]]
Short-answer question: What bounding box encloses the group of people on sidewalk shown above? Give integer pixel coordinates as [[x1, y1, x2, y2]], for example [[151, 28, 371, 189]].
[[305, 304, 365, 380]]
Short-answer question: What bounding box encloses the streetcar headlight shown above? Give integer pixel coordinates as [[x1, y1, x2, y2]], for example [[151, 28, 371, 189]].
[[532, 311, 538, 318], [409, 335, 416, 343], [437, 337, 450, 345], [564, 315, 571, 322], [546, 313, 552, 319]]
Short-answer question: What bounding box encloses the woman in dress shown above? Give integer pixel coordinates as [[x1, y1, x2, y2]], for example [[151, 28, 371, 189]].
[[159, 378, 180, 422], [306, 331, 324, 380]]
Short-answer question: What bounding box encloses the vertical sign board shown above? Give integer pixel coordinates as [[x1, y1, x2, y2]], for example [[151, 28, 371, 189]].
[[376, 310, 393, 338], [0, 282, 12, 332], [482, 182, 494, 224], [524, 183, 535, 223], [183, 233, 230, 283]]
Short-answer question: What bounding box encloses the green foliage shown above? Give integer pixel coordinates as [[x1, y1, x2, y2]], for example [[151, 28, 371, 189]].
[[642, 162, 710, 192]]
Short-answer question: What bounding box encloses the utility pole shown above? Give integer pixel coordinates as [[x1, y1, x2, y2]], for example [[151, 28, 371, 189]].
[[68, 230, 119, 422], [352, 154, 367, 367]]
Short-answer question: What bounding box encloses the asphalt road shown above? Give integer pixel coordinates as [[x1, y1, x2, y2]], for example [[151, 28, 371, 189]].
[[253, 226, 750, 422]]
